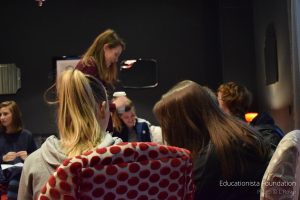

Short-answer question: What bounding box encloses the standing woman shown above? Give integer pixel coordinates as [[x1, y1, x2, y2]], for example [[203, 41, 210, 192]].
[[0, 101, 37, 200], [76, 29, 125, 132], [76, 28, 125, 98], [153, 80, 271, 200]]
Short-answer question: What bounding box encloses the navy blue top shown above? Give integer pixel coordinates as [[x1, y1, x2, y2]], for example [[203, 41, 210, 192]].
[[113, 119, 151, 142], [0, 129, 37, 164]]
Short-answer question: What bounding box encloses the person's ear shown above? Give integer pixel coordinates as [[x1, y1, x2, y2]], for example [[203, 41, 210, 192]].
[[103, 43, 110, 51], [99, 101, 107, 119]]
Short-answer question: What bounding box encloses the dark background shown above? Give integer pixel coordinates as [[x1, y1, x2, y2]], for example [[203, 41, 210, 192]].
[[0, 0, 286, 135]]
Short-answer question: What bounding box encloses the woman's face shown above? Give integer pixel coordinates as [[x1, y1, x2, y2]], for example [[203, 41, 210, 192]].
[[104, 45, 123, 68], [120, 110, 136, 128], [0, 107, 13, 128]]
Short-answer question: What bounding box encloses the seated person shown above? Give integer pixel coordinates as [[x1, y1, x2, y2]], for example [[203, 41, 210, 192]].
[[0, 101, 37, 200], [217, 82, 252, 120], [217, 81, 284, 150], [112, 92, 162, 143], [153, 80, 271, 200], [17, 69, 122, 200], [249, 112, 284, 148]]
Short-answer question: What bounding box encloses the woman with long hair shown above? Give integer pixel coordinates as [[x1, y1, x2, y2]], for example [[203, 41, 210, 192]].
[[0, 100, 37, 200], [18, 69, 121, 199], [76, 29, 125, 96], [76, 29, 125, 132], [153, 80, 271, 200]]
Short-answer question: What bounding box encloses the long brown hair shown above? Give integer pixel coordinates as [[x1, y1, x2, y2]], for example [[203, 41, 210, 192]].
[[81, 29, 125, 86], [0, 101, 23, 133], [153, 80, 269, 178]]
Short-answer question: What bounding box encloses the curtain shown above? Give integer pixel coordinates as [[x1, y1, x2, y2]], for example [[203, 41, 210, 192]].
[[289, 0, 300, 129]]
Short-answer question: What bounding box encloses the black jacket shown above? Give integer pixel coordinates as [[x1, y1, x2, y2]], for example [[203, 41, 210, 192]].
[[250, 112, 284, 150]]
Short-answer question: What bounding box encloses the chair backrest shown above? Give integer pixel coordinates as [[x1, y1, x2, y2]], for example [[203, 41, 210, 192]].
[[38, 142, 195, 200], [260, 130, 300, 200]]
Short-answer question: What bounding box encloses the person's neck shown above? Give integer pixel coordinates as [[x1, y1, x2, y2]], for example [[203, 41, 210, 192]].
[[128, 126, 135, 132], [5, 126, 15, 134]]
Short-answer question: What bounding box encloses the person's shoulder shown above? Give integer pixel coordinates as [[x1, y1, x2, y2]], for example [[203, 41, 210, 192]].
[[24, 148, 41, 165], [21, 129, 33, 136], [136, 118, 151, 125], [98, 133, 123, 148], [76, 60, 100, 80], [135, 119, 150, 131], [76, 59, 90, 69], [76, 58, 97, 69], [42, 135, 60, 147]]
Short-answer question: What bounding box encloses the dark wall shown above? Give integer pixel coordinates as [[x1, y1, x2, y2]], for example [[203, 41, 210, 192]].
[[0, 0, 222, 134], [253, 0, 293, 132], [219, 0, 258, 111]]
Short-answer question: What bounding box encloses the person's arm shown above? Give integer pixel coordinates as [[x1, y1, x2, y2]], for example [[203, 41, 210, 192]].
[[17, 130, 37, 161], [149, 125, 163, 144], [2, 152, 18, 162], [22, 129, 37, 154], [0, 135, 6, 163], [27, 133, 37, 154], [18, 158, 34, 200]]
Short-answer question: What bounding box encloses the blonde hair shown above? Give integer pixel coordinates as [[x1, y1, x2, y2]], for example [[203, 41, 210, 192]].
[[51, 69, 108, 157], [153, 80, 269, 178], [81, 29, 125, 86]]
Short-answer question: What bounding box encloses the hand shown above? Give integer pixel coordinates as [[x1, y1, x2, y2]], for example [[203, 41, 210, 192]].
[[3, 152, 17, 162], [113, 96, 129, 113], [17, 151, 28, 161]]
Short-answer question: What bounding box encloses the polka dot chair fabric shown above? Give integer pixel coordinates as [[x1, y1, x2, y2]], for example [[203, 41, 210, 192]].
[[260, 130, 300, 200], [38, 142, 195, 200]]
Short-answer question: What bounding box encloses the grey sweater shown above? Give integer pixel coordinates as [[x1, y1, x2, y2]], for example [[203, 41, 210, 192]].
[[17, 134, 122, 200]]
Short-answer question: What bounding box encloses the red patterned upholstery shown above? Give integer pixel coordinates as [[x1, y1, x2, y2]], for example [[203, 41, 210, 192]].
[[38, 142, 195, 200]]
